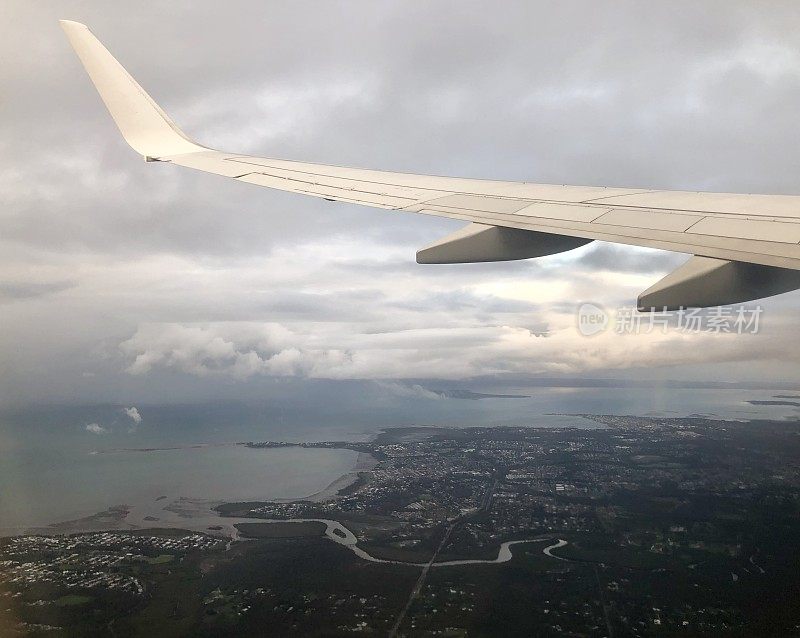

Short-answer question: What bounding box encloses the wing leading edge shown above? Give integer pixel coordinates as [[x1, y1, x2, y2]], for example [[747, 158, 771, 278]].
[[60, 20, 800, 309]]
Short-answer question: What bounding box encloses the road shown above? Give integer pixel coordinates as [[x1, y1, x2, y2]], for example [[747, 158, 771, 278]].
[[388, 523, 456, 638], [388, 478, 498, 637]]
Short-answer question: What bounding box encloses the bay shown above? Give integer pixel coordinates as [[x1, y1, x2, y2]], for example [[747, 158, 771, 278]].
[[1, 386, 796, 533]]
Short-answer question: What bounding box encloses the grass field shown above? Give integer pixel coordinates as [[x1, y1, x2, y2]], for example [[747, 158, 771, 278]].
[[234, 521, 327, 539], [55, 594, 92, 607]]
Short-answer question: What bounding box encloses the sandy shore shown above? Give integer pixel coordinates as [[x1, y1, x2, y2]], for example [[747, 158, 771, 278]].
[[18, 506, 135, 536], [273, 451, 377, 504]]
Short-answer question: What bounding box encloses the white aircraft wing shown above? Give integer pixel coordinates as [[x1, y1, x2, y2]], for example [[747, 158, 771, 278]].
[[60, 20, 800, 310]]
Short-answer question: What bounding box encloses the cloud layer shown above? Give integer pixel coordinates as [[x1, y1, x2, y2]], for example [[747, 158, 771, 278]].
[[2, 2, 800, 404]]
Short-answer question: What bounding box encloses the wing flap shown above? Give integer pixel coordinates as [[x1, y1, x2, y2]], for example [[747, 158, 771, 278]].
[[585, 190, 800, 219], [689, 217, 800, 244], [237, 173, 422, 209], [594, 209, 702, 232], [422, 194, 533, 214]]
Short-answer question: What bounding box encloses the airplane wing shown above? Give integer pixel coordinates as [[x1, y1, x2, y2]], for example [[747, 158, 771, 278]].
[[60, 20, 800, 310]]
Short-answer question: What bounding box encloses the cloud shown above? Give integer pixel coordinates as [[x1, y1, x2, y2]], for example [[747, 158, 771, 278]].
[[2, 3, 800, 405], [116, 312, 800, 382], [123, 406, 142, 424], [119, 322, 351, 379], [0, 280, 76, 302], [576, 245, 685, 274], [85, 423, 108, 434]]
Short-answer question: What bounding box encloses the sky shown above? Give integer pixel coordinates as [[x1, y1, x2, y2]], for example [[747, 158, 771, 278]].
[[2, 1, 800, 406]]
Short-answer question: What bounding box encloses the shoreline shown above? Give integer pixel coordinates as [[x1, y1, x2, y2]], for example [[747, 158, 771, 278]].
[[1, 447, 377, 539], [270, 451, 378, 504]]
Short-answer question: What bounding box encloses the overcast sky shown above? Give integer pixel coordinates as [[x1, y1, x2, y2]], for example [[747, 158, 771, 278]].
[[2, 1, 800, 406]]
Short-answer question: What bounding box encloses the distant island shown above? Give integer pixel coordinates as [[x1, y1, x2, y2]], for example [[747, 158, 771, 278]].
[[748, 400, 800, 407], [432, 389, 530, 400]]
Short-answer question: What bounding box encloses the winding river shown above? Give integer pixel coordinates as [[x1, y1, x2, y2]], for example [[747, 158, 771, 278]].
[[120, 497, 572, 567], [258, 518, 570, 567]]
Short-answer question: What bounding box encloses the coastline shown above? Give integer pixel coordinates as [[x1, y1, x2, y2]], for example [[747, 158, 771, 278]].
[[2, 447, 377, 539], [272, 451, 378, 504]]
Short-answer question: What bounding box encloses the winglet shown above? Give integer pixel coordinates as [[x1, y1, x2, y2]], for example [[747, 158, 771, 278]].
[[59, 20, 205, 159]]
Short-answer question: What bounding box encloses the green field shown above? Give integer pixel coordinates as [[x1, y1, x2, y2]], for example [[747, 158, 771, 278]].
[[55, 594, 92, 607], [143, 554, 175, 565], [234, 521, 327, 538]]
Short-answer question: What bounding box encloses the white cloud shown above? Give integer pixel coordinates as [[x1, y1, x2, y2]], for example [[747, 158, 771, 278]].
[[117, 311, 800, 382], [124, 407, 142, 424], [85, 423, 108, 435]]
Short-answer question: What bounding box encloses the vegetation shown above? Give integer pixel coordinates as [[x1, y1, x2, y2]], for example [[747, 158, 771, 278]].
[[234, 521, 326, 539]]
